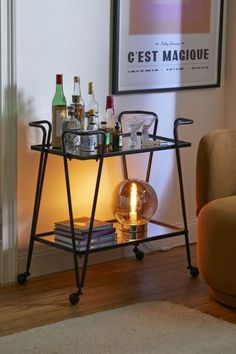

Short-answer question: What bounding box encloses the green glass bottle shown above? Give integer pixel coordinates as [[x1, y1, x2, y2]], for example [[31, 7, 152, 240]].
[[51, 74, 67, 148]]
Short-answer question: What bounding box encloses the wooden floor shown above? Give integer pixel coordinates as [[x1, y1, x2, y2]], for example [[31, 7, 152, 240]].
[[0, 243, 236, 337]]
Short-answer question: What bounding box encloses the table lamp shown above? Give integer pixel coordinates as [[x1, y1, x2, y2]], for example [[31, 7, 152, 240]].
[[112, 179, 158, 237]]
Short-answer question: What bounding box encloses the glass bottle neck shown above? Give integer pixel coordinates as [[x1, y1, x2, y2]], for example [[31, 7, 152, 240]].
[[56, 84, 63, 93], [88, 93, 96, 101], [74, 83, 82, 96], [52, 83, 66, 105]]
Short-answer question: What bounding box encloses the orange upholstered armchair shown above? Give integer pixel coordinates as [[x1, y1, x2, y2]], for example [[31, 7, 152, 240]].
[[196, 129, 236, 308]]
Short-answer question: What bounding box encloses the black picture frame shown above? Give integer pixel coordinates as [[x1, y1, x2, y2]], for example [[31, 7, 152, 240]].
[[112, 0, 224, 95]]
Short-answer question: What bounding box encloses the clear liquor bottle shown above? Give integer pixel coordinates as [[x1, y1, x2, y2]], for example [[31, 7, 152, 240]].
[[86, 82, 99, 125], [62, 105, 81, 153], [51, 74, 67, 148], [72, 76, 85, 129]]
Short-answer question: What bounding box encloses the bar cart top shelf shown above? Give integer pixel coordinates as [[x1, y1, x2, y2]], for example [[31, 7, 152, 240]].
[[30, 118, 192, 160]]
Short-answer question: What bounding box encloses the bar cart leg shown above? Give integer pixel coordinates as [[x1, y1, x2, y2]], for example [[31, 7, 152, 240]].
[[133, 245, 144, 261], [62, 154, 82, 305], [62, 130, 106, 305], [80, 156, 105, 289], [174, 118, 199, 278], [18, 121, 52, 285], [17, 149, 49, 284]]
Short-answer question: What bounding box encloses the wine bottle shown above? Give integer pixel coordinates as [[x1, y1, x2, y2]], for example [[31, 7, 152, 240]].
[[51, 74, 67, 148], [72, 76, 85, 129], [86, 82, 99, 125]]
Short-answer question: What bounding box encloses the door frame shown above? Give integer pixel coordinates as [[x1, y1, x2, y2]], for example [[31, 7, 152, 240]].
[[0, 0, 17, 283]]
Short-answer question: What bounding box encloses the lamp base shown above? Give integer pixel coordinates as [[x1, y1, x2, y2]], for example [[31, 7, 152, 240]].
[[120, 224, 147, 240]]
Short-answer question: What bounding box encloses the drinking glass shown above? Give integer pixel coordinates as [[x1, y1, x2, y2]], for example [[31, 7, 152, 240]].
[[123, 115, 145, 149], [141, 116, 156, 146]]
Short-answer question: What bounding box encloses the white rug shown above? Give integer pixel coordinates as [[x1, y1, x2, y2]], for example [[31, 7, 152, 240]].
[[0, 301, 236, 354]]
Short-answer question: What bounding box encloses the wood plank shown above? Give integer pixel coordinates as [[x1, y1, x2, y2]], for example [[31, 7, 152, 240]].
[[0, 244, 235, 337]]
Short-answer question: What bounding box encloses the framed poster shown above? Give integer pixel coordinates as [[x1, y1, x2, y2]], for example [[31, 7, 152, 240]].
[[112, 0, 224, 94]]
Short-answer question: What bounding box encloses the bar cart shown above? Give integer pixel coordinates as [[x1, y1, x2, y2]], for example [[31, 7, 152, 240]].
[[17, 113, 198, 305]]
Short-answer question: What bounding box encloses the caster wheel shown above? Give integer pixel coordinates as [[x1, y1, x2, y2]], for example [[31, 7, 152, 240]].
[[135, 250, 144, 261], [69, 293, 80, 305], [17, 273, 28, 285], [190, 266, 199, 278]]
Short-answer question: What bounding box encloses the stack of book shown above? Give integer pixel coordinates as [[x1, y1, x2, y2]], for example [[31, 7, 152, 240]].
[[54, 216, 117, 251]]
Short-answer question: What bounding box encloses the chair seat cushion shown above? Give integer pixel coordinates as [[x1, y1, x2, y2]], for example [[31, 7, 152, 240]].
[[197, 195, 236, 303]]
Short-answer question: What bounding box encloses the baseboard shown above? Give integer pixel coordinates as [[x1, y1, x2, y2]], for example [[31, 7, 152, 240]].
[[18, 220, 197, 278], [18, 245, 126, 278]]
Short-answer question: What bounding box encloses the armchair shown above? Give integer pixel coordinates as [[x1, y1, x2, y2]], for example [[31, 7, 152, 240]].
[[196, 129, 236, 308]]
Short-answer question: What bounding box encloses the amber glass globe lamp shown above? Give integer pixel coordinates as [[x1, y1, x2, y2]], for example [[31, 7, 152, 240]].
[[112, 179, 158, 234]]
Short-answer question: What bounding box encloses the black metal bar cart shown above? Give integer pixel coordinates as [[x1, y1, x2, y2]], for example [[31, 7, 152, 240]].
[[17, 115, 198, 305]]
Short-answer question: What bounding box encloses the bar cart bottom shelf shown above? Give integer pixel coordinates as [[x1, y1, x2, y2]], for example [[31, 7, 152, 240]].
[[17, 220, 199, 304]]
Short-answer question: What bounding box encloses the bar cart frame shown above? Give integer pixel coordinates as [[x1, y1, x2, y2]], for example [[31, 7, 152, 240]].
[[17, 115, 198, 305]]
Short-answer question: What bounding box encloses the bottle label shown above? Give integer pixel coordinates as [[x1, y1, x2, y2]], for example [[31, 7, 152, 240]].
[[112, 131, 122, 151], [54, 107, 66, 137], [52, 106, 67, 147], [106, 132, 110, 145], [98, 130, 110, 146], [80, 135, 97, 152], [89, 109, 96, 116], [119, 134, 123, 148], [74, 103, 84, 122]]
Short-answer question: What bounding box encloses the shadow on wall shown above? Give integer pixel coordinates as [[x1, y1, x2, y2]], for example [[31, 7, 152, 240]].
[[16, 91, 123, 252], [17, 89, 71, 250], [16, 89, 44, 250], [1, 86, 32, 244]]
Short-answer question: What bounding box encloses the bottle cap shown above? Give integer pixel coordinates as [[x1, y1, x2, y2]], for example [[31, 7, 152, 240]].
[[88, 82, 94, 94], [56, 74, 63, 84], [106, 95, 114, 109]]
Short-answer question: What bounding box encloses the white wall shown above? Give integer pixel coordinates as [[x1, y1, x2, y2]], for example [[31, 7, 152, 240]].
[[16, 0, 226, 276]]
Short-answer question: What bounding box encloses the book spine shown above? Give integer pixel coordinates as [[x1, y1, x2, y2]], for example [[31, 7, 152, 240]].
[[54, 217, 114, 233], [80, 234, 117, 246], [54, 227, 116, 239], [54, 238, 117, 251], [54, 233, 117, 246]]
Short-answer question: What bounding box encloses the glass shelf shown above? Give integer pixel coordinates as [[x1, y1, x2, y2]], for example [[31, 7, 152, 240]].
[[31, 135, 191, 160], [34, 220, 185, 254]]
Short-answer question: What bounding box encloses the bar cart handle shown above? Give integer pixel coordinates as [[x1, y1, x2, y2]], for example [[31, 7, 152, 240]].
[[173, 118, 193, 143], [29, 120, 52, 147]]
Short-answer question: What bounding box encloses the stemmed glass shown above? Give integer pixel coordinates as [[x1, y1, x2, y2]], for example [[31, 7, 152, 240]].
[[141, 115, 156, 146], [122, 115, 145, 149]]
